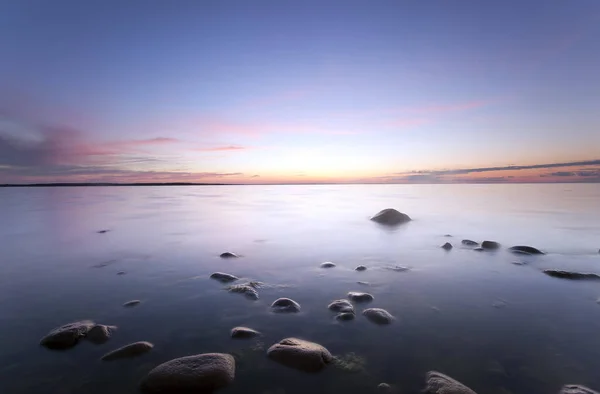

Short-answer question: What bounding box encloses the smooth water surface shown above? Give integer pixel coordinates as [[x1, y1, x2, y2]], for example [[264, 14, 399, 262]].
[[1, 184, 599, 394]]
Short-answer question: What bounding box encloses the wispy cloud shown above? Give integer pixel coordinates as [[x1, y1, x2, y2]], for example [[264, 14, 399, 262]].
[[194, 145, 246, 152]]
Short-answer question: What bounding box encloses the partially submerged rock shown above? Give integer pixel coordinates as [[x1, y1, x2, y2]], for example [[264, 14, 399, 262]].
[[441, 242, 453, 251], [220, 252, 239, 259], [473, 247, 485, 252], [508, 245, 545, 255], [335, 312, 355, 321], [543, 270, 600, 280], [271, 298, 301, 313], [40, 320, 96, 349], [462, 239, 479, 246], [424, 371, 477, 394], [481, 241, 500, 250], [117, 271, 126, 275], [140, 353, 235, 393], [230, 327, 260, 339], [355, 265, 367, 271], [267, 338, 332, 372], [347, 292, 374, 303], [86, 324, 116, 344], [362, 308, 394, 325], [227, 284, 259, 300], [560, 385, 600, 394], [320, 262, 336, 268], [385, 265, 410, 272], [378, 383, 392, 393], [210, 272, 239, 283], [328, 299, 354, 313], [370, 209, 411, 226], [123, 300, 141, 307], [357, 281, 370, 286], [101, 341, 153, 361], [97, 229, 109, 234]]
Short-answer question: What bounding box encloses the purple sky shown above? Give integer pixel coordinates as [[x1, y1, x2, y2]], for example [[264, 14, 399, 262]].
[[1, 1, 599, 184]]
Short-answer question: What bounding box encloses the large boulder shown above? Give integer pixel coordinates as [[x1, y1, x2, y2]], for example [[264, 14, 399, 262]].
[[267, 338, 333, 372], [461, 239, 478, 246], [101, 341, 154, 361], [508, 246, 545, 255], [230, 327, 260, 339], [543, 270, 600, 280], [355, 265, 367, 271], [481, 241, 500, 250], [370, 209, 411, 226], [347, 292, 374, 303], [328, 299, 354, 313], [335, 312, 355, 321], [363, 308, 394, 325], [320, 262, 336, 268], [227, 283, 259, 300], [219, 252, 239, 259], [140, 353, 235, 394], [424, 371, 477, 394], [271, 298, 301, 313], [40, 320, 95, 349], [560, 385, 600, 394], [441, 242, 453, 251]]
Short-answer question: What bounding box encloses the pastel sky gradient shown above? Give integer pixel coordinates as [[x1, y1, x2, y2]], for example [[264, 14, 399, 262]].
[[1, 0, 599, 184]]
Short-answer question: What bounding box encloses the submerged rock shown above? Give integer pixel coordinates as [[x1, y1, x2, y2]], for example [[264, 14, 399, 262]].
[[385, 265, 410, 272], [512, 261, 527, 266], [378, 383, 393, 393], [370, 209, 411, 226], [328, 299, 354, 313], [220, 252, 239, 258], [40, 320, 95, 349], [560, 385, 600, 394], [227, 284, 259, 300], [335, 312, 355, 321], [347, 292, 374, 303], [140, 353, 235, 393], [473, 247, 485, 252], [123, 300, 141, 307], [357, 281, 370, 286], [267, 338, 332, 372], [462, 239, 479, 246], [117, 271, 126, 275], [101, 341, 154, 361], [230, 327, 260, 339], [210, 272, 239, 283], [441, 242, 453, 251], [86, 324, 116, 344], [481, 241, 500, 250], [424, 371, 477, 394], [508, 245, 545, 255], [355, 265, 367, 271], [271, 298, 301, 313], [362, 308, 394, 325], [320, 262, 336, 268], [543, 270, 600, 280], [97, 229, 109, 234]]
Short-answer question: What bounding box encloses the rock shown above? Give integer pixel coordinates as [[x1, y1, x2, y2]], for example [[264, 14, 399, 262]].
[[140, 353, 235, 394], [357, 281, 370, 286], [355, 265, 367, 271], [462, 239, 479, 246], [271, 298, 301, 313], [473, 247, 485, 252], [227, 284, 259, 300], [508, 245, 545, 255], [230, 327, 260, 339], [481, 241, 500, 250], [123, 300, 141, 307], [378, 383, 392, 393], [543, 270, 600, 280], [97, 229, 109, 234], [220, 252, 239, 258], [385, 265, 410, 272], [424, 371, 477, 394], [320, 262, 336, 268], [101, 341, 154, 361], [210, 272, 239, 283], [328, 299, 354, 313], [441, 242, 453, 251], [512, 261, 527, 266], [335, 312, 355, 321], [560, 385, 600, 394], [370, 209, 411, 226], [266, 338, 333, 372], [40, 320, 95, 349], [362, 308, 394, 325], [347, 292, 374, 303], [444, 234, 453, 237], [117, 271, 126, 275], [86, 324, 116, 344], [510, 250, 532, 256]]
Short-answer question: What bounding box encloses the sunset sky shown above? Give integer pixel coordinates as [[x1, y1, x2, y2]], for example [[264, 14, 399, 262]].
[[1, 1, 599, 184]]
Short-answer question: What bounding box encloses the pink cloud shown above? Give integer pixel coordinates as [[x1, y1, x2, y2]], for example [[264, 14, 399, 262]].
[[194, 145, 246, 152]]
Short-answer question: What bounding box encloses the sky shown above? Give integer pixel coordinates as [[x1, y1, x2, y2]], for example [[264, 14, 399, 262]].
[[1, 0, 599, 184]]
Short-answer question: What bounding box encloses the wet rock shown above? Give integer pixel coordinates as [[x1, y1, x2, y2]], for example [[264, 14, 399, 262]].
[[210, 272, 239, 283], [328, 299, 354, 313], [560, 385, 600, 394], [355, 265, 367, 271], [473, 247, 485, 252], [385, 265, 410, 272], [320, 262, 336, 268], [266, 338, 333, 372], [481, 241, 500, 250], [227, 284, 259, 300], [512, 261, 527, 266], [370, 209, 411, 226], [462, 239, 479, 246], [508, 245, 545, 255], [378, 383, 392, 393], [543, 270, 600, 280], [362, 308, 394, 325], [424, 371, 477, 394], [140, 353, 235, 394], [86, 324, 116, 344], [335, 312, 355, 321], [97, 229, 109, 234], [357, 281, 370, 286], [231, 327, 260, 339], [441, 242, 453, 251], [40, 320, 95, 349], [444, 234, 453, 237], [220, 252, 239, 258], [117, 271, 126, 275], [101, 341, 154, 361], [123, 300, 141, 307], [510, 250, 532, 256], [347, 292, 374, 303], [271, 298, 301, 313]]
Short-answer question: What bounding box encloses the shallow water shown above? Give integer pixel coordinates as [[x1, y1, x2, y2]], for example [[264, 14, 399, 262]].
[[1, 184, 600, 394]]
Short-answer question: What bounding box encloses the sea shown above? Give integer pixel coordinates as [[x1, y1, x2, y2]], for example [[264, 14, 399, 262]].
[[0, 184, 599, 394]]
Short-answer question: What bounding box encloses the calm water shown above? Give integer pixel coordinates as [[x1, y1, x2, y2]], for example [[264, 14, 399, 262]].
[[1, 184, 600, 394]]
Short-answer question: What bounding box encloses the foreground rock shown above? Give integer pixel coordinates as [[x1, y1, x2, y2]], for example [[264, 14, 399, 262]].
[[441, 242, 453, 251], [86, 324, 116, 344], [462, 239, 478, 246], [271, 298, 301, 313], [370, 209, 411, 226], [543, 270, 600, 280], [348, 292, 374, 303], [101, 341, 154, 361], [481, 241, 500, 250], [508, 245, 545, 255], [267, 338, 333, 372], [320, 262, 336, 268], [355, 265, 367, 271], [230, 327, 260, 339], [227, 283, 259, 300], [560, 385, 600, 394], [362, 308, 394, 325], [123, 300, 141, 307], [141, 353, 235, 394], [220, 252, 239, 258], [336, 312, 355, 321], [328, 299, 354, 313], [424, 371, 477, 394], [40, 320, 96, 349], [210, 272, 239, 283]]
